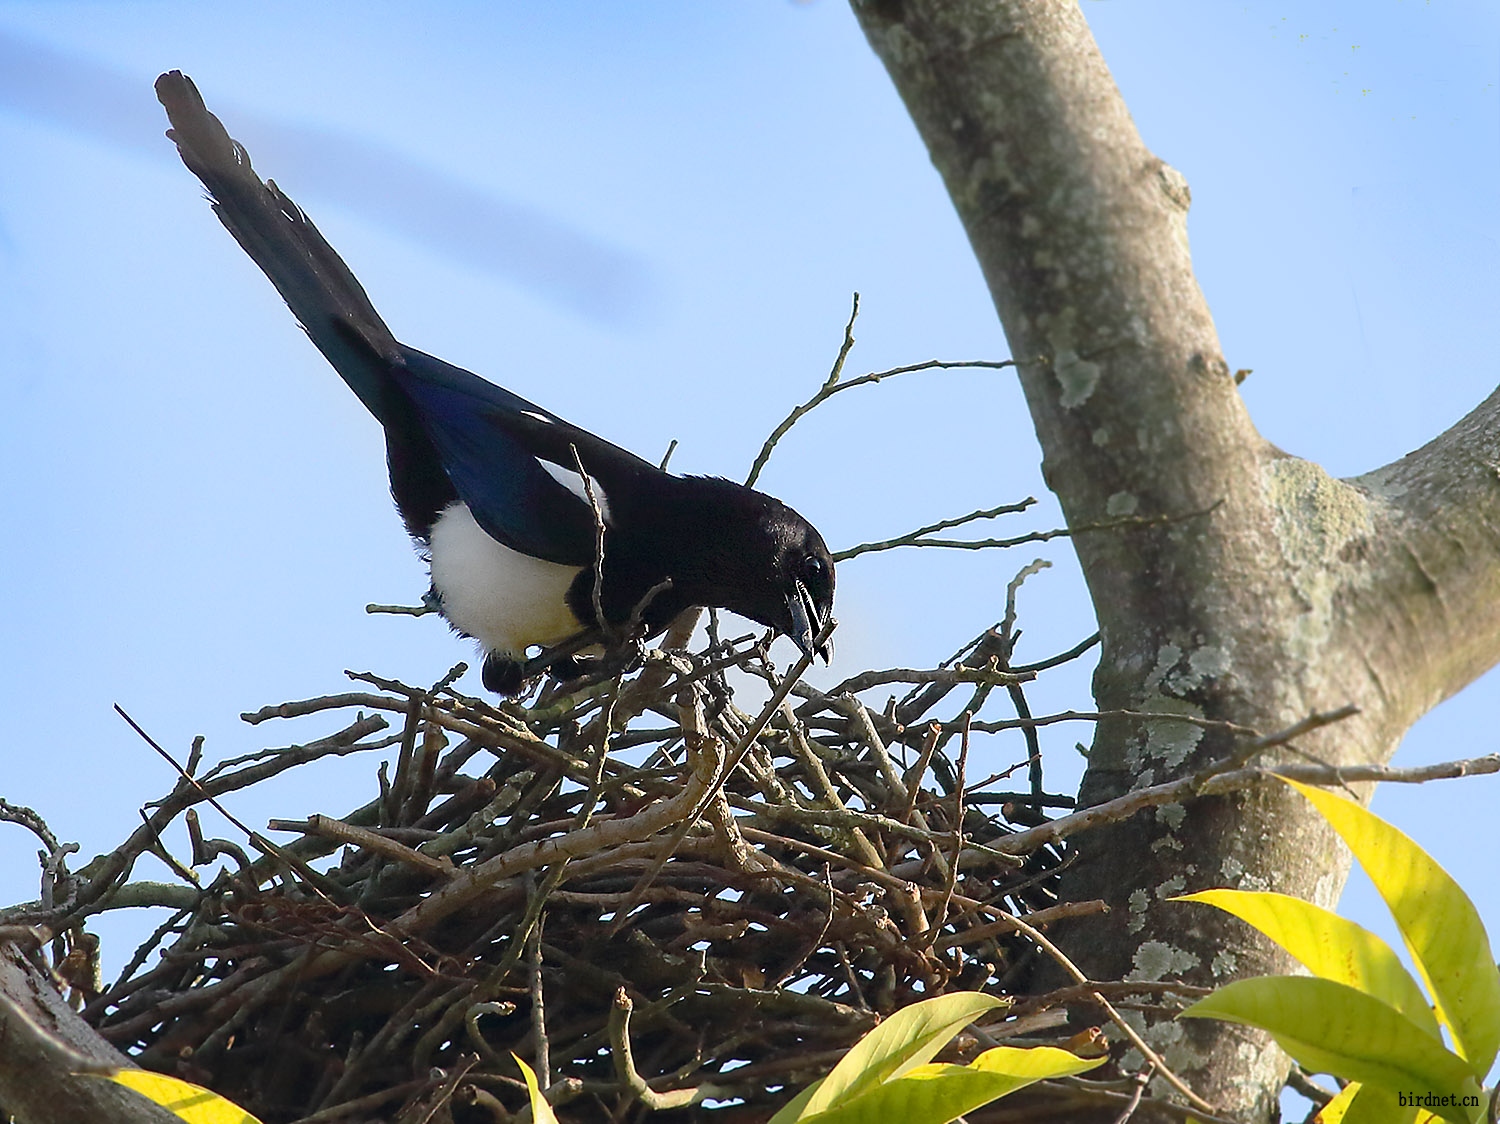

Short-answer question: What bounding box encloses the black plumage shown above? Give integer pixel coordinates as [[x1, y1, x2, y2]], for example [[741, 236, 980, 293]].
[[156, 71, 834, 694]]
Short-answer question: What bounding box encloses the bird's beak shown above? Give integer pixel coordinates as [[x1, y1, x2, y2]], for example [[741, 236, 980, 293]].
[[787, 579, 831, 663]]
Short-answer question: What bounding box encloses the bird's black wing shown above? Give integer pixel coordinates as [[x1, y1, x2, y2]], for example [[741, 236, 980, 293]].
[[394, 347, 657, 566]]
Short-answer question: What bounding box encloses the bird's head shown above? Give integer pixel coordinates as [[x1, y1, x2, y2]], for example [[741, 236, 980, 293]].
[[741, 496, 836, 663], [668, 477, 835, 662], [780, 536, 836, 663]]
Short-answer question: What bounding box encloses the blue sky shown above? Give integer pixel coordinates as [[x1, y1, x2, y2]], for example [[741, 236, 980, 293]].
[[1, 0, 1496, 1054]]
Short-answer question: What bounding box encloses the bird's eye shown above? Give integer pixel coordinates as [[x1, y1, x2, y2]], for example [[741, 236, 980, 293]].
[[802, 555, 825, 581]]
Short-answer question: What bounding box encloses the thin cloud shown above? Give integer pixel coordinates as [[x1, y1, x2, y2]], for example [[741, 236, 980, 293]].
[[0, 27, 656, 325]]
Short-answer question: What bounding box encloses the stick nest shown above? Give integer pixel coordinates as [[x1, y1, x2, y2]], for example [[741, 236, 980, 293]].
[[8, 617, 1145, 1123]]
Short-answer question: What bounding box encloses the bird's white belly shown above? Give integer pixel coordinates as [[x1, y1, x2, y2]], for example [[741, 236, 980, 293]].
[[428, 502, 586, 658]]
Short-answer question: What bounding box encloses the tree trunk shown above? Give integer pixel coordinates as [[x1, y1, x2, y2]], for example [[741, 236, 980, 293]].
[[850, 0, 1500, 1117]]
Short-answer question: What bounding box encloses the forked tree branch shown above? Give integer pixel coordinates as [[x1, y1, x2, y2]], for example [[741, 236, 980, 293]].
[[850, 0, 1500, 1118]]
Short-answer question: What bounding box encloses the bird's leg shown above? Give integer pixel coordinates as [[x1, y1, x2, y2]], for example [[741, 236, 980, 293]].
[[702, 663, 732, 721], [547, 653, 589, 682], [545, 636, 644, 687], [509, 628, 610, 689]]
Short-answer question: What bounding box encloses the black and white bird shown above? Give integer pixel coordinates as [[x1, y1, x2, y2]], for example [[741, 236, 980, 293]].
[[156, 71, 834, 694]]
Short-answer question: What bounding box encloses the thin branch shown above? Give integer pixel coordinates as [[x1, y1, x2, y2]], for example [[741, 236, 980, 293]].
[[747, 292, 860, 489], [998, 909, 1217, 1115], [1011, 632, 1101, 675], [834, 503, 1221, 562], [965, 708, 1260, 739], [570, 442, 609, 637], [1217, 752, 1500, 792], [994, 707, 1363, 856], [114, 705, 351, 906], [927, 712, 971, 945], [1111, 1063, 1155, 1124], [0, 801, 63, 858], [529, 914, 550, 1089], [807, 665, 1034, 701], [833, 499, 1037, 562], [746, 291, 1021, 488], [609, 987, 725, 1110], [267, 815, 452, 878], [365, 601, 436, 617], [1283, 1066, 1337, 1111]]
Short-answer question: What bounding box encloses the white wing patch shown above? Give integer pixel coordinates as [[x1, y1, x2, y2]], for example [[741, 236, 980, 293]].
[[521, 410, 552, 423], [538, 458, 613, 525]]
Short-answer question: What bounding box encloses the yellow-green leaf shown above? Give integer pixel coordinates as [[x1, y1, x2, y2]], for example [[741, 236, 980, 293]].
[[768, 1077, 826, 1124], [966, 1044, 1108, 1080], [796, 1046, 1103, 1124], [1281, 778, 1500, 1076], [796, 992, 1007, 1117], [1182, 977, 1481, 1124], [105, 1070, 262, 1124], [512, 1054, 561, 1124], [1312, 1081, 1359, 1124], [1313, 1081, 1418, 1124], [1175, 889, 1438, 1037]]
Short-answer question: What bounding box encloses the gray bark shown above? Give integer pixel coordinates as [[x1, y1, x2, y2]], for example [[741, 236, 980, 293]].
[[0, 942, 179, 1124], [850, 0, 1500, 1117]]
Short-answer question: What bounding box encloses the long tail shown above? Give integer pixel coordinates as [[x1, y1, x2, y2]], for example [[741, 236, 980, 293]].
[[155, 71, 405, 426], [156, 71, 459, 536]]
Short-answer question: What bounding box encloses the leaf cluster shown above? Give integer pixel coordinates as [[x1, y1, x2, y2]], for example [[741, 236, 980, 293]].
[[1179, 779, 1500, 1124]]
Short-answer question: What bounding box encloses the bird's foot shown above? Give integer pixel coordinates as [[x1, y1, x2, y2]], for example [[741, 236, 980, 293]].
[[481, 646, 598, 697], [481, 652, 528, 696]]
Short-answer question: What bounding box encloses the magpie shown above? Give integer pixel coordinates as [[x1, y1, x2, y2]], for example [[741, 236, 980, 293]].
[[155, 72, 834, 694]]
